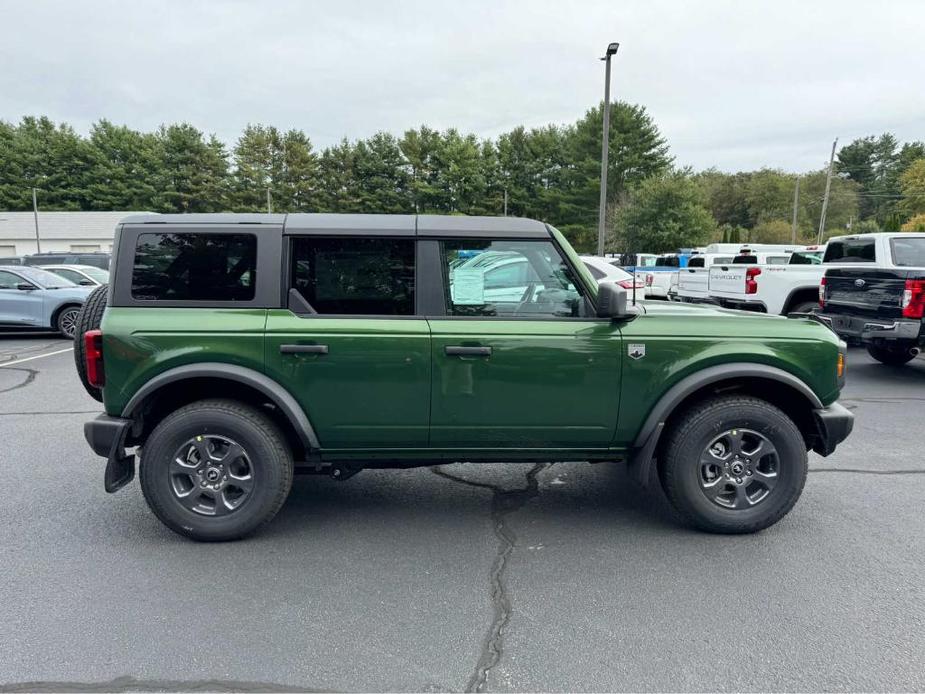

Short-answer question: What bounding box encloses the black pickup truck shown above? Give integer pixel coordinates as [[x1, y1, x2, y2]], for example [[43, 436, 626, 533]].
[[817, 233, 925, 365]]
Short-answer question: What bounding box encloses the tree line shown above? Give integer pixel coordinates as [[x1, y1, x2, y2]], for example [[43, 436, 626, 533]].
[[1, 108, 924, 253]]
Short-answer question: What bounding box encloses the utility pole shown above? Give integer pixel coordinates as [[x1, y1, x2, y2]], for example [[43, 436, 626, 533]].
[[266, 187, 272, 214], [503, 189, 508, 217], [817, 138, 838, 244], [790, 177, 800, 244], [32, 187, 41, 253], [597, 42, 620, 256]]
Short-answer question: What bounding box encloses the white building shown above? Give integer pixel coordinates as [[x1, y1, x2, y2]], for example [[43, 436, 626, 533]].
[[0, 211, 149, 256]]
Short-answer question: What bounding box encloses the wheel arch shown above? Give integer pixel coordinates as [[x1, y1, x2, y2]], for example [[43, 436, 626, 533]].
[[782, 286, 820, 314], [51, 301, 82, 329], [122, 363, 320, 459], [627, 363, 823, 485]]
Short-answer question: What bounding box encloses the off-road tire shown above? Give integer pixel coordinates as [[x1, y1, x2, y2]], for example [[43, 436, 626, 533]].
[[867, 343, 917, 366], [72, 284, 108, 401], [140, 399, 294, 542], [660, 395, 808, 534]]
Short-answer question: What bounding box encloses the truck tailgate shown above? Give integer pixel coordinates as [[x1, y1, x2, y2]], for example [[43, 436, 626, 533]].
[[824, 268, 909, 319], [708, 265, 748, 298], [678, 267, 709, 296]]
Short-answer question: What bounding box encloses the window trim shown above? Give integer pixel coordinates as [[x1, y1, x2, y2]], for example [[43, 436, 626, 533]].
[[431, 237, 598, 321], [110, 224, 282, 309], [283, 234, 424, 320]]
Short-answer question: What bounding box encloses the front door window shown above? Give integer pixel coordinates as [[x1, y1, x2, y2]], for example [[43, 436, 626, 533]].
[[441, 240, 586, 318]]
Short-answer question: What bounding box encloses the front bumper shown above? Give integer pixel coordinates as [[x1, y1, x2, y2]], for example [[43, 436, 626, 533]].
[[815, 312, 922, 344], [811, 402, 854, 456], [84, 414, 135, 493]]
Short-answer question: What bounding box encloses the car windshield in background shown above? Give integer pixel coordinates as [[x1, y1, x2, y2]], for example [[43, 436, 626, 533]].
[[891, 238, 925, 267], [82, 267, 110, 283], [823, 238, 876, 263], [790, 251, 822, 265], [16, 266, 77, 288], [655, 256, 680, 267]]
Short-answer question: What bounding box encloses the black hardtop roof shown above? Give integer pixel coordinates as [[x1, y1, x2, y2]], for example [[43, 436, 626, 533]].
[[119, 213, 550, 238]]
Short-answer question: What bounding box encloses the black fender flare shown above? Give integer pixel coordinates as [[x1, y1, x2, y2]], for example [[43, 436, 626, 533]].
[[626, 363, 822, 485], [121, 362, 320, 451], [782, 285, 821, 314]]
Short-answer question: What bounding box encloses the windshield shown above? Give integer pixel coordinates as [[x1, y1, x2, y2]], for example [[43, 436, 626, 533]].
[[81, 266, 110, 283], [790, 251, 823, 265], [15, 266, 78, 288], [891, 238, 925, 267]]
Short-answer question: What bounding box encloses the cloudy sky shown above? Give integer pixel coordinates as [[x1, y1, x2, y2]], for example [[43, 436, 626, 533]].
[[2, 0, 923, 172]]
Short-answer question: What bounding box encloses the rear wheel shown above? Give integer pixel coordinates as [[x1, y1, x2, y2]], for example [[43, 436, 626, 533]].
[[140, 399, 294, 541], [72, 284, 108, 401], [660, 395, 807, 534], [867, 343, 917, 366]]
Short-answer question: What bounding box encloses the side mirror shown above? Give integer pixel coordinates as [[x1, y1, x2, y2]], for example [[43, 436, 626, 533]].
[[16, 283, 36, 291], [79, 279, 94, 286], [596, 282, 630, 319]]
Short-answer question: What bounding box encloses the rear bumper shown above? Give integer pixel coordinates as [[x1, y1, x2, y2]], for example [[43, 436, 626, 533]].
[[716, 298, 766, 312], [84, 414, 135, 493], [815, 312, 922, 344], [811, 402, 854, 457]]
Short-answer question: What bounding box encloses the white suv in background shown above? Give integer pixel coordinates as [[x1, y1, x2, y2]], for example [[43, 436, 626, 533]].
[[580, 256, 645, 294]]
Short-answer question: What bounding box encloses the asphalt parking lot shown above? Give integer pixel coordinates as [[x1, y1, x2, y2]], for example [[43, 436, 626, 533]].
[[1, 336, 924, 693]]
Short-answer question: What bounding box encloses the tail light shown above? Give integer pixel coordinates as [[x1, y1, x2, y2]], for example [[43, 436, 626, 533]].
[[745, 267, 761, 295], [84, 329, 104, 388], [646, 273, 654, 286], [617, 279, 635, 289], [819, 276, 827, 308], [902, 279, 925, 319]]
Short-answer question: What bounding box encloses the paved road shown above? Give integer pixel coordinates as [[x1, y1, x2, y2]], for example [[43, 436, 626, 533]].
[[0, 337, 923, 692]]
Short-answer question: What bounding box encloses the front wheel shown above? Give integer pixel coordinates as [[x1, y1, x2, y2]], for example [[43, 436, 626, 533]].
[[55, 305, 81, 339], [867, 343, 917, 366], [140, 399, 294, 541], [659, 395, 807, 534]]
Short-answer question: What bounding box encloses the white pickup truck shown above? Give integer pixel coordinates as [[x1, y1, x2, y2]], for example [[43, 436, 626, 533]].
[[676, 252, 736, 302], [708, 247, 826, 315]]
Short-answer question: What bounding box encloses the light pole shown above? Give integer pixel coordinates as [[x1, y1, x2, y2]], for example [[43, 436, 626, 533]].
[[597, 42, 619, 256], [32, 187, 41, 253]]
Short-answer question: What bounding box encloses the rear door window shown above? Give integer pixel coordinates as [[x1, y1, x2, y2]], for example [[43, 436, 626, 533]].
[[131, 233, 257, 301], [732, 255, 757, 264], [290, 237, 415, 315], [687, 257, 705, 268], [891, 238, 925, 267], [824, 238, 876, 263]]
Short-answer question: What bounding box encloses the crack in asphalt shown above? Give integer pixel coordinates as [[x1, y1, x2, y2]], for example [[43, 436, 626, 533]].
[[0, 341, 67, 363], [0, 367, 37, 394], [431, 463, 548, 693], [0, 676, 330, 693], [810, 467, 925, 475]]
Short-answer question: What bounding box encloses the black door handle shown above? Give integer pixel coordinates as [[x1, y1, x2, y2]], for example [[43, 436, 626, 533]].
[[445, 345, 492, 357], [280, 344, 329, 355]]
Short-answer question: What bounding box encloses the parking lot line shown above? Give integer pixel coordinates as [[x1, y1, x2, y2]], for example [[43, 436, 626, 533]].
[[0, 347, 74, 368]]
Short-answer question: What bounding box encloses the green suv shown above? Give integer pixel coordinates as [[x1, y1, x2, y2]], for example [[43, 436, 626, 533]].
[[80, 213, 853, 540]]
